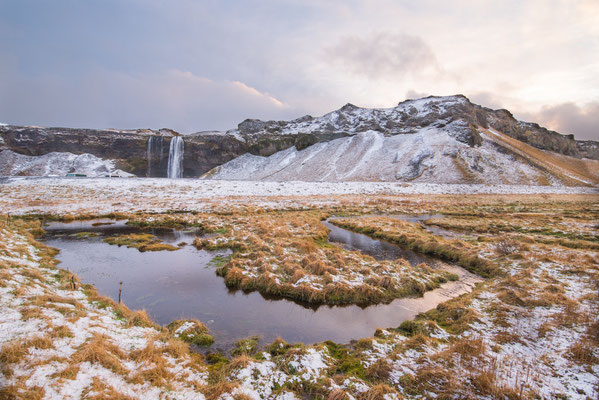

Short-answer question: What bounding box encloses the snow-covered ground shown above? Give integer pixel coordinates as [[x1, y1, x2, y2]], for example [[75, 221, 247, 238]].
[[0, 177, 596, 215], [0, 223, 210, 399]]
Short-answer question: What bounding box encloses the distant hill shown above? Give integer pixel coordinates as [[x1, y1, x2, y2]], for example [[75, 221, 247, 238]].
[[1, 95, 598, 184]]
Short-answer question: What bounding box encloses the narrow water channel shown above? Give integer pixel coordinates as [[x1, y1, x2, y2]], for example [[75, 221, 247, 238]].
[[43, 218, 481, 350]]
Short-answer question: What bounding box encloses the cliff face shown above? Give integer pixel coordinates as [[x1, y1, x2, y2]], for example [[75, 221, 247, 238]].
[[1, 95, 597, 178], [0, 126, 248, 177], [0, 126, 153, 176]]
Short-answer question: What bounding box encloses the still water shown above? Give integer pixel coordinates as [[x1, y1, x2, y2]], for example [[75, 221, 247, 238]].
[[43, 218, 480, 349]]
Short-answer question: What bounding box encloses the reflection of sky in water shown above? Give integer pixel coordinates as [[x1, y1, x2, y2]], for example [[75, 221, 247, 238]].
[[43, 219, 477, 350], [324, 221, 442, 267]]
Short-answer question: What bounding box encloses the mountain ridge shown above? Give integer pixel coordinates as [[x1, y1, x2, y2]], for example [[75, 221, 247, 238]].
[[227, 95, 597, 159], [1, 95, 598, 181]]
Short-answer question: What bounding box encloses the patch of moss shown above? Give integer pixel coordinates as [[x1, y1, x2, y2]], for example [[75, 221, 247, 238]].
[[209, 254, 232, 268], [324, 341, 365, 379]]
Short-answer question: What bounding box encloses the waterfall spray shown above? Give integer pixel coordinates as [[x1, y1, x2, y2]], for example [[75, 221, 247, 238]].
[[167, 136, 184, 178]]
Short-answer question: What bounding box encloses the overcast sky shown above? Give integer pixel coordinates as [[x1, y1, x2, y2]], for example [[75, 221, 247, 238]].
[[1, 0, 597, 140]]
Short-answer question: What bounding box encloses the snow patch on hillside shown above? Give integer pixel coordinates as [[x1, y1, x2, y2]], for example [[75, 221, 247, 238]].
[[0, 150, 133, 177], [206, 129, 556, 185]]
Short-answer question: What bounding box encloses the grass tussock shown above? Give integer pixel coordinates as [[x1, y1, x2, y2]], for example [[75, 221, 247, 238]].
[[84, 377, 137, 400], [167, 319, 214, 347], [104, 233, 179, 252], [72, 334, 127, 375]]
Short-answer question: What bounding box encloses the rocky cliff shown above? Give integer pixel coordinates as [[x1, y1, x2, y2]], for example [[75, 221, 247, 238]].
[[0, 126, 246, 177]]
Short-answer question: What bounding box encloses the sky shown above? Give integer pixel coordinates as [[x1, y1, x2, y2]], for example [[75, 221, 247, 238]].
[[0, 0, 598, 140]]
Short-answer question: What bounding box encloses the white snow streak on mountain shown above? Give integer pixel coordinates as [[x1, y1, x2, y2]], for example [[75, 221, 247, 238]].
[[205, 129, 553, 185]]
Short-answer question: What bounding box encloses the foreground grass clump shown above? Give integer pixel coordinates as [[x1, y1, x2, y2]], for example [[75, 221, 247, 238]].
[[167, 320, 214, 346], [104, 233, 179, 252]]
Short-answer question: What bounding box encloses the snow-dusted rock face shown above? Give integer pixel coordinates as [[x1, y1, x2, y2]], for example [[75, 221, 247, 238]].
[[231, 95, 595, 159], [0, 125, 246, 177], [0, 150, 133, 177]]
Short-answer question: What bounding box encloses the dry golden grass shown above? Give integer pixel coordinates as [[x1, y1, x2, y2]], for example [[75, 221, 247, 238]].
[[0, 341, 28, 367], [0, 384, 45, 400], [125, 309, 154, 328], [204, 381, 239, 400], [83, 377, 137, 400], [229, 354, 253, 370], [365, 359, 392, 381], [358, 383, 398, 400], [51, 364, 80, 380], [29, 294, 82, 309], [72, 334, 127, 375], [19, 306, 45, 321], [327, 388, 351, 400]]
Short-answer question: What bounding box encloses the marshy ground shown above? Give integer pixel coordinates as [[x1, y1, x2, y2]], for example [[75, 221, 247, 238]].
[[0, 186, 597, 399]]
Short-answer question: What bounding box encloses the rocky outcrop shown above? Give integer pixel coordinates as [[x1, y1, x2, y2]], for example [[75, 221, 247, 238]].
[[576, 140, 599, 160]]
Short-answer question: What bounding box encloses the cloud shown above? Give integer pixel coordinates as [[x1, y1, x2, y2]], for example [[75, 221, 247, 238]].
[[325, 31, 439, 79], [405, 90, 430, 100], [522, 102, 599, 141], [0, 66, 297, 132]]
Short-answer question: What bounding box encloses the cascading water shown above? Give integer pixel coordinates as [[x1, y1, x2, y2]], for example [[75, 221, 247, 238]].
[[146, 136, 164, 177], [167, 136, 184, 178]]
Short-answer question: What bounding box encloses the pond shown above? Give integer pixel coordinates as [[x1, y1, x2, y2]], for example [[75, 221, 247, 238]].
[[42, 218, 481, 350]]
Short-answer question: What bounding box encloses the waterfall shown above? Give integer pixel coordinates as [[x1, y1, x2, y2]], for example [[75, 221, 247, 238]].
[[167, 136, 184, 178], [146, 136, 163, 177]]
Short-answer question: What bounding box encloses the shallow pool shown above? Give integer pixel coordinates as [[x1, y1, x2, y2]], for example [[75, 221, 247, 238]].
[[43, 218, 481, 350]]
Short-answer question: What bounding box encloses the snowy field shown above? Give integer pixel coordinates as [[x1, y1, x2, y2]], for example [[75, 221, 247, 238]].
[[1, 177, 597, 214]]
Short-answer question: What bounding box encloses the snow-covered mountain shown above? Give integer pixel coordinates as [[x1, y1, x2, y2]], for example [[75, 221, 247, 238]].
[[1, 95, 598, 182], [229, 95, 597, 159], [205, 96, 599, 186]]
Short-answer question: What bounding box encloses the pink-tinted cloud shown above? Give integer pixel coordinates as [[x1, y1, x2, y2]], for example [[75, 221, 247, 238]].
[[523, 102, 599, 141]]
